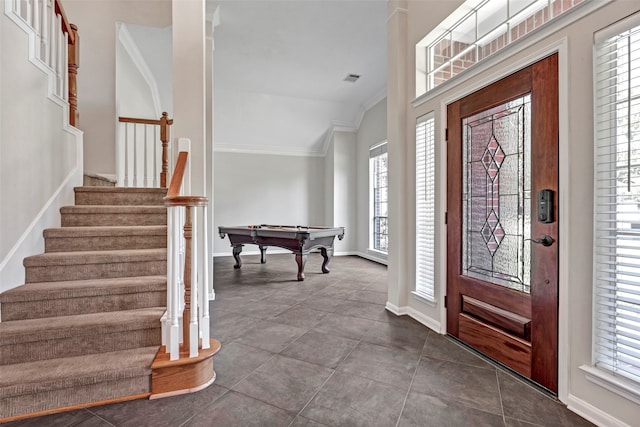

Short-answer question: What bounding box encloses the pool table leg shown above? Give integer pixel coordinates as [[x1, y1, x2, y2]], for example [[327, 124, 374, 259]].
[[295, 253, 307, 281], [259, 245, 267, 263], [232, 245, 243, 269], [320, 247, 332, 273]]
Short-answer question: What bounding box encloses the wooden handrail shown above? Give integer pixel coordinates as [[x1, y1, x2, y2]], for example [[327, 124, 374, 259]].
[[54, 0, 75, 45], [166, 152, 188, 197], [164, 152, 208, 206], [119, 113, 173, 187]]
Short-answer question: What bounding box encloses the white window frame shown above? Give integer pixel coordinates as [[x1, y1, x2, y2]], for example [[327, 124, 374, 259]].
[[414, 113, 436, 303], [369, 142, 388, 254], [585, 12, 640, 403]]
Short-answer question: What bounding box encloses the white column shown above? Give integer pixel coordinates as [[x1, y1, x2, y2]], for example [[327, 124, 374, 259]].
[[386, 2, 409, 310], [172, 0, 206, 196]]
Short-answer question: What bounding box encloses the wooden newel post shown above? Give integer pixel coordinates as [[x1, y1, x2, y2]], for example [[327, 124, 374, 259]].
[[67, 23, 79, 127], [182, 206, 193, 350], [160, 112, 173, 188]]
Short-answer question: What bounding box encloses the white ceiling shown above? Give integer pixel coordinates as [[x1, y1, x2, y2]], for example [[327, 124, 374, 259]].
[[210, 0, 388, 156]]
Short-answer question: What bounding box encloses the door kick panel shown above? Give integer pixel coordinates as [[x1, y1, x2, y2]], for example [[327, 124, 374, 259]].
[[462, 295, 531, 340], [458, 314, 532, 377]]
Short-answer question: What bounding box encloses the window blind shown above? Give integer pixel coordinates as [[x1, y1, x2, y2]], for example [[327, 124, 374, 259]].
[[593, 21, 640, 385], [415, 113, 436, 302]]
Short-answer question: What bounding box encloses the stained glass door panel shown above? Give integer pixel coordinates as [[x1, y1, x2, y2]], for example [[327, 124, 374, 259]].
[[462, 95, 531, 293]]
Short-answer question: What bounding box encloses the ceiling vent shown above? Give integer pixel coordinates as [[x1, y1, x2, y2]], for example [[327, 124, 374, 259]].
[[344, 73, 360, 83]]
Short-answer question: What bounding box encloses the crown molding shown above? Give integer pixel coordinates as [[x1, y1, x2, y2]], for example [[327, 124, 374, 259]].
[[214, 142, 325, 157]]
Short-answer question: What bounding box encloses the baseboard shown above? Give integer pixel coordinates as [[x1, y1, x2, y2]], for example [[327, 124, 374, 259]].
[[566, 393, 632, 427], [355, 251, 388, 266], [385, 302, 441, 333]]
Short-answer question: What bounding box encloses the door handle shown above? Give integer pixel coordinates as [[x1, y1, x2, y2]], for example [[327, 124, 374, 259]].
[[528, 235, 554, 247]]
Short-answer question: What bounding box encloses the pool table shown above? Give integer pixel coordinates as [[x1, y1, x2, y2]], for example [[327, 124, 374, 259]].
[[218, 225, 345, 281]]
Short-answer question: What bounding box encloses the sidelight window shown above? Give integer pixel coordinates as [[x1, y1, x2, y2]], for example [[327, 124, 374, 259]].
[[370, 142, 388, 253], [593, 18, 640, 387], [415, 113, 436, 302]]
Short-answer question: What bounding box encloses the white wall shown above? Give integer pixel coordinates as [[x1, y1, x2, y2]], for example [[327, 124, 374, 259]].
[[116, 22, 173, 119], [116, 32, 156, 118], [356, 98, 387, 262], [213, 151, 325, 256], [122, 23, 173, 117], [63, 0, 171, 176], [390, 1, 640, 425], [0, 10, 83, 292]]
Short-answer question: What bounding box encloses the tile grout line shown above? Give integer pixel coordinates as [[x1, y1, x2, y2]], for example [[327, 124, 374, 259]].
[[495, 369, 507, 427], [394, 332, 430, 427]]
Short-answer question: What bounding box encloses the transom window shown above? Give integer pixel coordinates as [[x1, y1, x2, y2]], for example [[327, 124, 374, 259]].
[[370, 142, 388, 253], [416, 0, 584, 95]]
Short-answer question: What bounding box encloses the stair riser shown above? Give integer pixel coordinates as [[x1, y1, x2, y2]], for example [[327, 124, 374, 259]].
[[1, 292, 166, 321], [45, 235, 167, 252], [26, 261, 166, 283], [0, 377, 149, 419], [61, 213, 166, 227], [75, 192, 165, 206], [0, 329, 161, 366]]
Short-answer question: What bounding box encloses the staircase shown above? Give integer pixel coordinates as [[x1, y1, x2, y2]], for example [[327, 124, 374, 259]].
[[0, 186, 169, 421]]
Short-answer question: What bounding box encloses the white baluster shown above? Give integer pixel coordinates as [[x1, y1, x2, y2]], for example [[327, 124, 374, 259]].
[[131, 123, 142, 187], [49, 0, 55, 69], [169, 207, 180, 360], [15, 0, 21, 18], [123, 123, 129, 187], [41, 0, 49, 65], [190, 209, 199, 357], [142, 125, 148, 187], [63, 30, 68, 101], [57, 14, 63, 96], [165, 203, 173, 348], [200, 205, 210, 349], [25, 0, 32, 27], [33, 0, 40, 60], [116, 122, 125, 187]]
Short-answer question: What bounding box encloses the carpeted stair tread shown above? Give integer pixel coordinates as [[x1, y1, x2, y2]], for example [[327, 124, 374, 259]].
[[44, 225, 167, 238], [44, 226, 167, 252], [60, 205, 167, 227], [0, 346, 158, 398], [0, 276, 166, 303], [24, 248, 167, 267], [74, 186, 167, 206], [60, 205, 166, 214], [0, 307, 165, 346]]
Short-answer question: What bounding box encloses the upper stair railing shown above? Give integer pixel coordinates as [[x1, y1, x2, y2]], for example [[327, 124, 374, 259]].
[[162, 139, 211, 361], [117, 112, 173, 188], [5, 0, 80, 126]]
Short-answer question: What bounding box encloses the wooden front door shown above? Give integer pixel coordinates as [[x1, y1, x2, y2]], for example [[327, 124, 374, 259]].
[[446, 54, 559, 392]]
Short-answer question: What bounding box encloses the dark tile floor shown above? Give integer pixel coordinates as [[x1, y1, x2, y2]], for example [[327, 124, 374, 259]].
[[5, 254, 594, 427]]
